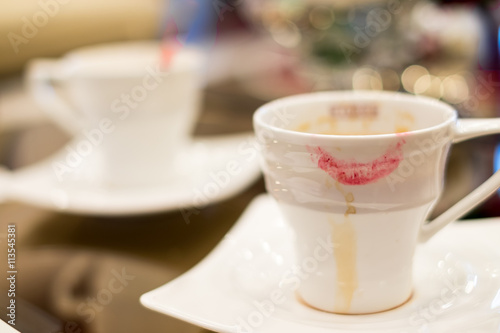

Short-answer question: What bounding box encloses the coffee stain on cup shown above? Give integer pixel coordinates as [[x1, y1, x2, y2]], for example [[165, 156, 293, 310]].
[[395, 111, 415, 133], [317, 115, 338, 133], [330, 181, 358, 313], [296, 122, 311, 133], [395, 126, 410, 133], [308, 139, 405, 185], [294, 116, 338, 135], [295, 108, 415, 136]]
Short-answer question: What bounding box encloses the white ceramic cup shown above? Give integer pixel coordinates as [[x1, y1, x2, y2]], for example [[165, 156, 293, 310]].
[[253, 91, 500, 314], [26, 42, 204, 188]]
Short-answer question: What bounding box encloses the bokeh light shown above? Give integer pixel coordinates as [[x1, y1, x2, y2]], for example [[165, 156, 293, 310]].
[[401, 65, 429, 93], [352, 67, 383, 90]]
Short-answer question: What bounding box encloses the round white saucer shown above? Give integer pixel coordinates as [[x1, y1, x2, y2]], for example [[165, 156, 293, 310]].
[[141, 194, 500, 333], [3, 133, 261, 216]]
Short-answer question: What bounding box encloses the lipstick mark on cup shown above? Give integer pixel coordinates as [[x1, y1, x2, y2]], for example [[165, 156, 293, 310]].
[[308, 139, 405, 185]]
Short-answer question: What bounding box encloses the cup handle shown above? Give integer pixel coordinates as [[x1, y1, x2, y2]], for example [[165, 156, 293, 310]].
[[25, 59, 85, 135], [419, 118, 500, 242]]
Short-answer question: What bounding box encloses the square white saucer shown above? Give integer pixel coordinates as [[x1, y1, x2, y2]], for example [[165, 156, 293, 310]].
[[141, 194, 500, 333], [0, 320, 20, 333]]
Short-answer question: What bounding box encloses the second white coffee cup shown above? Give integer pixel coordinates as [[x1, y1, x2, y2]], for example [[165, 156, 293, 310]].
[[27, 41, 204, 188]]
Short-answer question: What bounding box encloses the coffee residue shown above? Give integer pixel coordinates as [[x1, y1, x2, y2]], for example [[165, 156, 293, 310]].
[[330, 182, 358, 313], [295, 122, 311, 133], [395, 111, 415, 133], [294, 108, 415, 135]]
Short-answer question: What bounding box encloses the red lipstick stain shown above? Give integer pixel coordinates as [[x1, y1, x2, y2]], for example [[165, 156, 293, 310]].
[[309, 140, 405, 185], [160, 20, 183, 68]]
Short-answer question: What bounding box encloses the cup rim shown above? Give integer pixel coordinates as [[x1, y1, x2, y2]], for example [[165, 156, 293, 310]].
[[253, 90, 457, 142], [52, 41, 204, 80]]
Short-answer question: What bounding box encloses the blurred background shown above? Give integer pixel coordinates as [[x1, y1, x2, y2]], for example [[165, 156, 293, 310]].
[[1, 0, 500, 332]]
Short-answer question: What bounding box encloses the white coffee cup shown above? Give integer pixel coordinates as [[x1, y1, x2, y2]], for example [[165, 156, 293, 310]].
[[26, 41, 204, 188], [253, 91, 500, 314]]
